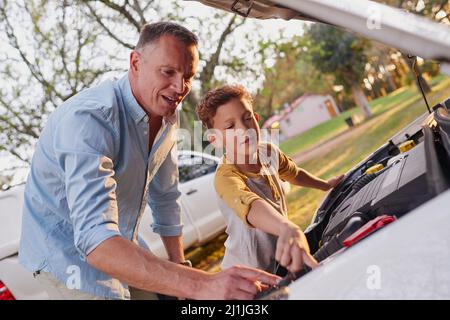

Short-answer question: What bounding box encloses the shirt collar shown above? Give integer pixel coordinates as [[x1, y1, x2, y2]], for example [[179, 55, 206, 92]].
[[118, 72, 178, 126]]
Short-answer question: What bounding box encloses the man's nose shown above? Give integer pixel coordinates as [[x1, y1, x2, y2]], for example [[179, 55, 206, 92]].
[[172, 76, 187, 95]]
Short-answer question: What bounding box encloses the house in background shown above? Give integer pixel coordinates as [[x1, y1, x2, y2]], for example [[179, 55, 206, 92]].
[[262, 94, 340, 140]]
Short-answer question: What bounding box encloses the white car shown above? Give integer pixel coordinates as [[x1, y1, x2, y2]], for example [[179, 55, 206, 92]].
[[190, 0, 450, 299], [0, 150, 226, 300]]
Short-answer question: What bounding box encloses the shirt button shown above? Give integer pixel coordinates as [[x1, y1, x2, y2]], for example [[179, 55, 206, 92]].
[[143, 115, 149, 123]]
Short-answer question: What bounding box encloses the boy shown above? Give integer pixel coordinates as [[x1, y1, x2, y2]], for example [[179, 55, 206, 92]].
[[196, 85, 344, 275]]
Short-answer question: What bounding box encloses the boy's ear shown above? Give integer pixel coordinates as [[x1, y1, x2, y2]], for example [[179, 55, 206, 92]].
[[207, 130, 221, 148], [207, 133, 216, 144], [254, 112, 260, 122]]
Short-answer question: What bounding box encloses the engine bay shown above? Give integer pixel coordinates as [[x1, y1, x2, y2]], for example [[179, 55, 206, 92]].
[[257, 100, 450, 300]]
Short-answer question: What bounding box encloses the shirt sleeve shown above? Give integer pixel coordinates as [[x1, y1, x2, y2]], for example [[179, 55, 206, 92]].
[[277, 148, 300, 182], [148, 143, 183, 237], [214, 166, 261, 227], [54, 106, 121, 261]]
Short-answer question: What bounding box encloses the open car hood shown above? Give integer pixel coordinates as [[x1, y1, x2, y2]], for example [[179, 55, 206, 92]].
[[184, 0, 450, 69], [184, 0, 322, 22]]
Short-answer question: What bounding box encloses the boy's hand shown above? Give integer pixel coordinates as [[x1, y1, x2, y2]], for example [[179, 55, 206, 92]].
[[326, 174, 345, 190], [276, 222, 319, 273]]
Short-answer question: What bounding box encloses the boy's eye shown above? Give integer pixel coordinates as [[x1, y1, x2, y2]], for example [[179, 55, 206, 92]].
[[162, 69, 175, 76]]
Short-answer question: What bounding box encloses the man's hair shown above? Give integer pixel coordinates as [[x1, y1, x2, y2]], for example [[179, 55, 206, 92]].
[[196, 85, 254, 128], [135, 22, 198, 50]]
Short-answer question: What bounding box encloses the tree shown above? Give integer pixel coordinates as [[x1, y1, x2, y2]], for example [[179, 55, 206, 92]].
[[306, 24, 373, 118], [377, 0, 450, 94], [254, 36, 336, 123], [0, 0, 114, 165], [365, 43, 400, 95], [0, 0, 261, 172], [380, 0, 450, 23]]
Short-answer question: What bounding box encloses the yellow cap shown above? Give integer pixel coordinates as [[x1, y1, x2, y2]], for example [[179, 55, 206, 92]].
[[365, 164, 384, 175], [399, 140, 416, 153]]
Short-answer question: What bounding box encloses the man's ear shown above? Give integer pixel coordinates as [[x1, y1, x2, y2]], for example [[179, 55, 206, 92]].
[[254, 112, 260, 122], [129, 51, 140, 74]]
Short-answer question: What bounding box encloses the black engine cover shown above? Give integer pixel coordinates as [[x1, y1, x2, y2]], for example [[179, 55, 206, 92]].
[[322, 141, 433, 242]]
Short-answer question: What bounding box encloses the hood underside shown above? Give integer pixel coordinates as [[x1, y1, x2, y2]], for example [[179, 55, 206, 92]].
[[185, 0, 321, 21], [185, 0, 450, 66]]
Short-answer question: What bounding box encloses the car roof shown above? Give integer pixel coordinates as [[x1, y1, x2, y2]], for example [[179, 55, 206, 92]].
[[185, 0, 450, 66]]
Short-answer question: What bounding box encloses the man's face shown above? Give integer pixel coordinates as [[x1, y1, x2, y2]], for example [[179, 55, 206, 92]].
[[210, 98, 260, 163], [129, 35, 199, 117]]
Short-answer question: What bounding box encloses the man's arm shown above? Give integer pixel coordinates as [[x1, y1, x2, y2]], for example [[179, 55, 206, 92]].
[[161, 235, 184, 263], [87, 236, 280, 299]]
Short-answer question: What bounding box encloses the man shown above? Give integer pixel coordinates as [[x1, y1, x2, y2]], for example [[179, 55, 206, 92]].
[[19, 22, 279, 300]]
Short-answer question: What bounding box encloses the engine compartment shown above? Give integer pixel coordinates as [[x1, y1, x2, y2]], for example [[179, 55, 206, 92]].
[[257, 100, 450, 300], [312, 137, 433, 261], [303, 107, 450, 261]]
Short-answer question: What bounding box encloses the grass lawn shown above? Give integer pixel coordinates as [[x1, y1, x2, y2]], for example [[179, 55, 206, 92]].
[[287, 76, 450, 230], [280, 75, 448, 157]]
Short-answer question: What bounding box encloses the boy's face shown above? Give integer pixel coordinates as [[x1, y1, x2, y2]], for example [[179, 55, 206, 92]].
[[209, 97, 260, 163]]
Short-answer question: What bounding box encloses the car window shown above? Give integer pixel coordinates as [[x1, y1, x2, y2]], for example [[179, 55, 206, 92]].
[[178, 154, 218, 183]]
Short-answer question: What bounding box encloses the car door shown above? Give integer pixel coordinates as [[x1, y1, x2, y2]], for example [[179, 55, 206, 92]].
[[178, 153, 226, 243]]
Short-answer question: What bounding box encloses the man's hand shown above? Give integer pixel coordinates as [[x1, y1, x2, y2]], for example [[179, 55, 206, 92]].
[[195, 265, 281, 300], [275, 222, 319, 273], [326, 174, 345, 190]]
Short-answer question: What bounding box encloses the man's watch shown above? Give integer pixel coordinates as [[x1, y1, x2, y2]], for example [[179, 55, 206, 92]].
[[179, 260, 192, 267]]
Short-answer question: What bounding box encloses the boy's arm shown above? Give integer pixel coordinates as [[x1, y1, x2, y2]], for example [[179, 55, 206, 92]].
[[275, 145, 344, 191], [291, 168, 343, 191], [247, 199, 318, 272]]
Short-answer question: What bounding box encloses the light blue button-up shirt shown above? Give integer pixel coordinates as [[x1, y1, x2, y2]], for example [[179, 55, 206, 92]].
[[18, 73, 182, 299]]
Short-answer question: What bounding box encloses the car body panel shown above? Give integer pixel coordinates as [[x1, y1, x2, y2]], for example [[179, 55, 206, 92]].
[[0, 255, 49, 300], [0, 184, 24, 260]]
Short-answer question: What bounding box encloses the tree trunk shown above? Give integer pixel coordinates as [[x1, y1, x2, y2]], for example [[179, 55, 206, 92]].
[[352, 85, 373, 118], [378, 54, 397, 92], [381, 63, 397, 92]]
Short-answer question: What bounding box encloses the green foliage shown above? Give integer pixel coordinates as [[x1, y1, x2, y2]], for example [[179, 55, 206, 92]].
[[254, 36, 336, 123], [306, 24, 369, 91]]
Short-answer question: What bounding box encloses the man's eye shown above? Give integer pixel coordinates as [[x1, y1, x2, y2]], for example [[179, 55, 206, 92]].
[[163, 70, 174, 76], [225, 125, 234, 129]]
